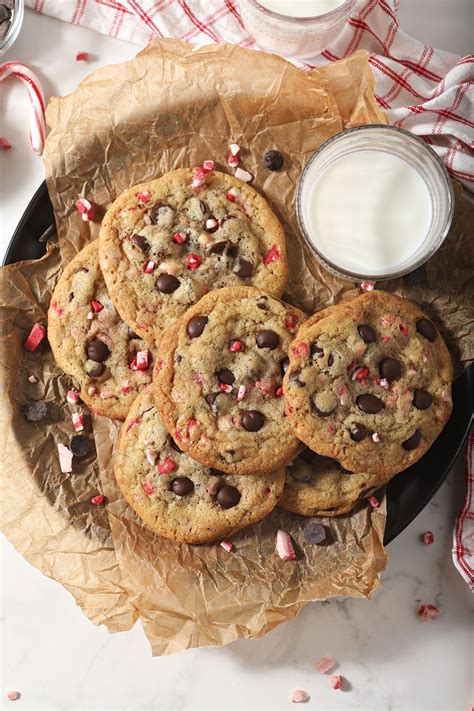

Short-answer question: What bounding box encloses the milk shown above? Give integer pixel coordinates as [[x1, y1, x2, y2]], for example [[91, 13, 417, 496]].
[[256, 0, 346, 16], [302, 150, 433, 276]]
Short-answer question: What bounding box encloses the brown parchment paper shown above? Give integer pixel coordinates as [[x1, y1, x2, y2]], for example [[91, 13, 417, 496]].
[[1, 39, 472, 654]]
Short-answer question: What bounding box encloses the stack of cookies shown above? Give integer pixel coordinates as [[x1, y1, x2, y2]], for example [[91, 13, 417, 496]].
[[48, 166, 453, 545]]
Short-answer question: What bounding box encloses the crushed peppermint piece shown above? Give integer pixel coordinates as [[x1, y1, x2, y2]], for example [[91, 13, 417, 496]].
[[227, 154, 240, 168], [202, 159, 215, 172], [284, 313, 298, 330], [361, 281, 375, 291], [372, 432, 381, 443], [91, 494, 105, 505], [66, 389, 80, 404], [72, 412, 85, 432], [172, 231, 187, 244], [220, 540, 234, 552], [441, 389, 451, 402], [58, 443, 73, 473], [330, 675, 344, 690], [192, 166, 206, 189], [144, 260, 156, 273], [291, 341, 309, 358], [157, 457, 177, 475], [417, 603, 440, 620], [143, 481, 154, 495], [135, 350, 150, 370], [75, 51, 89, 61], [234, 167, 252, 182], [136, 189, 151, 203], [75, 197, 95, 222], [368, 495, 380, 508], [219, 383, 233, 393], [380, 378, 389, 389], [290, 689, 310, 703], [87, 385, 97, 397], [90, 300, 103, 313], [0, 137, 13, 150], [6, 691, 21, 701], [206, 217, 219, 231], [422, 531, 434, 544], [146, 448, 157, 465], [87, 312, 94, 320], [352, 366, 369, 381], [226, 187, 239, 202], [236, 385, 247, 401], [229, 143, 240, 156], [230, 340, 242, 352], [275, 386, 283, 397], [125, 416, 141, 433], [338, 384, 348, 406], [315, 656, 336, 674], [24, 322, 46, 351], [187, 253, 203, 270], [28, 374, 38, 383], [263, 244, 280, 265], [276, 529, 296, 561]]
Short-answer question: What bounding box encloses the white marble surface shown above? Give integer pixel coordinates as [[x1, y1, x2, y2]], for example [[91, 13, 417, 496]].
[[1, 6, 473, 710]]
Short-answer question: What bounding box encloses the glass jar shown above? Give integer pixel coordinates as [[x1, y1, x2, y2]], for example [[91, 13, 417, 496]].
[[0, 0, 24, 56], [297, 125, 454, 282], [239, 0, 355, 60]]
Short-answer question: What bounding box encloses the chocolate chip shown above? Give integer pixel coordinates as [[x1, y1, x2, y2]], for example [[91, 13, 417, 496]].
[[217, 368, 235, 385], [205, 215, 219, 233], [312, 402, 336, 417], [379, 357, 402, 382], [416, 318, 436, 341], [402, 429, 421, 450], [87, 338, 110, 362], [256, 330, 280, 350], [149, 202, 165, 224], [303, 522, 327, 545], [70, 435, 91, 457], [128, 327, 140, 339], [210, 468, 226, 476], [170, 477, 194, 496], [216, 485, 241, 509], [227, 244, 239, 258], [209, 241, 228, 254], [206, 392, 220, 409], [413, 389, 433, 410], [241, 410, 265, 432], [235, 257, 254, 277], [349, 423, 369, 441], [262, 149, 284, 171], [358, 324, 376, 343], [257, 297, 269, 311], [187, 315, 208, 338], [289, 369, 304, 387], [327, 353, 334, 367], [88, 362, 104, 377], [168, 435, 183, 453], [356, 394, 384, 414], [310, 342, 323, 357], [280, 357, 289, 375], [199, 200, 208, 214], [156, 273, 180, 293], [23, 400, 47, 422], [131, 234, 149, 251], [68, 292, 74, 302]]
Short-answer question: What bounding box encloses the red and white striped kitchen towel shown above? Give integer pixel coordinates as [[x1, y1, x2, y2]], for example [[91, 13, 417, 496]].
[[27, 0, 473, 190]]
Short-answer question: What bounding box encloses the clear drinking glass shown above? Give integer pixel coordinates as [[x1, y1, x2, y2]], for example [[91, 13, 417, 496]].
[[0, 0, 24, 56], [297, 125, 454, 282], [239, 0, 356, 60]]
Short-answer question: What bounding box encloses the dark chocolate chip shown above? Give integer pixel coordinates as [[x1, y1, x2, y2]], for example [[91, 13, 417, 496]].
[[262, 149, 284, 171], [156, 273, 180, 293], [312, 402, 336, 417], [205, 215, 219, 233], [413, 389, 433, 410], [89, 362, 104, 377], [235, 257, 254, 277], [206, 392, 220, 409], [187, 315, 208, 338], [70, 435, 91, 457], [23, 400, 47, 422], [128, 327, 140, 339], [327, 353, 334, 367], [216, 485, 241, 509], [176, 355, 183, 364], [209, 241, 228, 254], [402, 429, 421, 450], [87, 338, 110, 362], [256, 330, 280, 350], [210, 468, 226, 476], [149, 202, 165, 224], [310, 342, 323, 357], [358, 324, 376, 343], [168, 435, 183, 453], [356, 394, 384, 414], [131, 234, 150, 251], [379, 357, 402, 382], [280, 357, 290, 375], [68, 292, 74, 302], [170, 477, 194, 496], [241, 410, 265, 432], [217, 368, 235, 385], [257, 297, 269, 311], [227, 244, 239, 258], [416, 318, 436, 342], [303, 522, 327, 545], [289, 369, 304, 387], [199, 200, 208, 214], [349, 423, 369, 441]]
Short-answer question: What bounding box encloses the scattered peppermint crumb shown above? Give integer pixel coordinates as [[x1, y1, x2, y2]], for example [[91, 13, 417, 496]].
[[91, 494, 105, 506], [6, 691, 21, 701], [275, 529, 296, 561], [76, 51, 90, 61], [290, 689, 310, 703], [360, 281, 376, 291], [417, 603, 440, 620], [422, 531, 434, 544], [330, 675, 344, 690], [315, 656, 336, 673], [368, 495, 380, 508], [220, 540, 234, 553], [0, 137, 12, 150], [57, 443, 73, 473]]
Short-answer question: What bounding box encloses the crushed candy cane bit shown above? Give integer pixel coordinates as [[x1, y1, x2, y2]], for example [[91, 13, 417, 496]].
[[236, 385, 247, 401], [90, 300, 104, 313], [136, 189, 151, 203], [235, 167, 252, 183], [441, 389, 451, 402], [24, 322, 46, 352], [0, 137, 13, 150], [229, 143, 240, 156], [144, 260, 156, 273], [284, 314, 298, 330], [119, 381, 132, 394], [91, 494, 105, 506], [146, 448, 157, 466], [291, 341, 309, 358], [192, 166, 206, 189], [135, 350, 150, 370], [368, 495, 380, 508], [173, 231, 187, 244], [220, 540, 234, 553], [6, 691, 21, 702], [338, 384, 348, 406], [66, 389, 80, 404], [72, 412, 84, 432], [352, 366, 369, 381], [58, 443, 73, 473], [330, 675, 344, 690], [187, 253, 203, 270], [372, 432, 381, 443], [255, 379, 276, 396], [87, 312, 94, 320], [157, 457, 177, 475], [290, 689, 310, 703], [361, 281, 375, 291], [380, 378, 389, 390], [202, 159, 215, 172], [28, 374, 38, 383], [263, 244, 280, 265], [75, 51, 89, 61], [226, 187, 239, 202], [219, 383, 233, 393], [87, 385, 97, 397], [227, 153, 239, 168], [230, 340, 242, 352], [276, 529, 296, 561], [206, 217, 219, 231], [315, 656, 336, 674], [143, 481, 154, 495], [276, 386, 283, 397], [417, 603, 440, 620], [75, 197, 95, 222], [422, 531, 434, 544]]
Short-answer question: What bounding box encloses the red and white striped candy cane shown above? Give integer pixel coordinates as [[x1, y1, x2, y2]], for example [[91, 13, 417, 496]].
[[0, 61, 46, 154]]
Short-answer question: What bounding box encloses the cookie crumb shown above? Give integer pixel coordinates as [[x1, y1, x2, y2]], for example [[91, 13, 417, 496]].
[[24, 322, 46, 351], [75, 197, 95, 222], [58, 443, 73, 473], [0, 137, 13, 150], [290, 689, 309, 703]]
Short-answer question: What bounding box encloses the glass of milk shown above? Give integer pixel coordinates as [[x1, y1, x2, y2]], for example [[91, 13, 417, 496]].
[[297, 125, 454, 281], [239, 0, 355, 60]]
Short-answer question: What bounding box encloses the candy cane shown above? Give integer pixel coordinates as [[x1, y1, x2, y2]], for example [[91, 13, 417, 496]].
[[0, 61, 46, 154]]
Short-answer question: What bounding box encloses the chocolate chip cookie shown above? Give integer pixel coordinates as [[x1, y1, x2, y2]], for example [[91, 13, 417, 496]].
[[283, 291, 453, 477], [153, 286, 305, 475], [280, 447, 390, 517], [99, 168, 288, 342], [48, 241, 153, 420], [115, 386, 285, 543]]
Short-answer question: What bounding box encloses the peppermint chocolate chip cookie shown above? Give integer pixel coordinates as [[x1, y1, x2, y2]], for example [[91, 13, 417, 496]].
[[280, 448, 390, 517], [115, 386, 285, 543], [99, 168, 288, 341], [283, 291, 453, 477], [48, 241, 153, 420], [154, 286, 305, 475]]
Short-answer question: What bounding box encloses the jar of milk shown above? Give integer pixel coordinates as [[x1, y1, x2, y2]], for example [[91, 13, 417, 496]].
[[239, 0, 356, 60]]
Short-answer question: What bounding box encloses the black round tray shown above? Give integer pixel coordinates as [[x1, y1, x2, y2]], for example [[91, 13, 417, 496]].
[[5, 182, 473, 544]]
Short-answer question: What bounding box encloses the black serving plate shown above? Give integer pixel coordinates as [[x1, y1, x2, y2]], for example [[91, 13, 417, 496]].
[[4, 182, 473, 544]]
